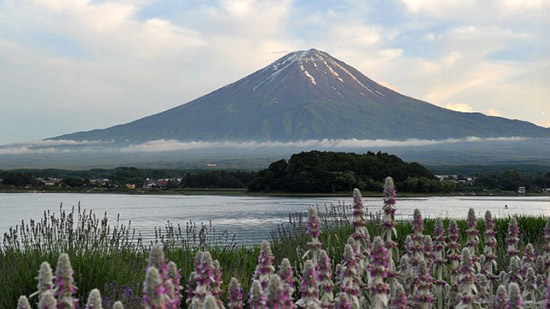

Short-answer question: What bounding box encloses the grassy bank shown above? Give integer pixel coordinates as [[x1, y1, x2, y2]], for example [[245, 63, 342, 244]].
[[1, 200, 547, 308]]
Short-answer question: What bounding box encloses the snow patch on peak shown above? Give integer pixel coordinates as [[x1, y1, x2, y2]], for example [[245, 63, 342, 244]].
[[269, 49, 324, 68], [319, 55, 344, 83], [300, 64, 317, 86], [297, 48, 322, 61]]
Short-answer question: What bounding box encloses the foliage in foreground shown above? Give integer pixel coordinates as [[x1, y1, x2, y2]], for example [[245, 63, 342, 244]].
[[3, 178, 550, 308]]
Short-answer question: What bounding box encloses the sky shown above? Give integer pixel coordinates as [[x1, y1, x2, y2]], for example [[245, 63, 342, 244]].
[[0, 0, 549, 145]]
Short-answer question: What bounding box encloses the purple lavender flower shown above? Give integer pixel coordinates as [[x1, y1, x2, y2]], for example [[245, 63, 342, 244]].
[[352, 188, 367, 228], [458, 248, 479, 308], [483, 210, 497, 284], [507, 256, 523, 287], [112, 301, 124, 309], [227, 278, 243, 309], [202, 294, 220, 309], [397, 257, 412, 292], [254, 241, 275, 290], [536, 256, 546, 287], [423, 235, 435, 268], [186, 271, 198, 307], [383, 177, 396, 207], [305, 206, 323, 264], [34, 262, 54, 297], [338, 244, 360, 308], [382, 177, 398, 282], [38, 290, 57, 309], [506, 282, 523, 309], [447, 219, 461, 290], [167, 261, 182, 309], [346, 237, 362, 275], [296, 260, 320, 308], [334, 293, 352, 309], [265, 274, 285, 308], [523, 267, 537, 306], [466, 208, 480, 257], [414, 259, 434, 306], [317, 250, 334, 308], [248, 280, 265, 309], [432, 218, 446, 257], [412, 209, 424, 234], [191, 251, 216, 307], [507, 217, 520, 258], [194, 251, 204, 270], [369, 237, 389, 279], [307, 206, 321, 239], [390, 282, 407, 309], [544, 218, 550, 277], [210, 260, 223, 308], [350, 188, 370, 281], [522, 243, 536, 274], [369, 237, 389, 308], [85, 289, 103, 309], [432, 218, 447, 309], [17, 296, 31, 309], [409, 209, 426, 270], [148, 245, 165, 271], [54, 253, 78, 309], [278, 258, 295, 308], [382, 177, 397, 231], [186, 251, 203, 306], [143, 266, 164, 309], [476, 274, 490, 306], [494, 285, 507, 309], [145, 246, 182, 309]]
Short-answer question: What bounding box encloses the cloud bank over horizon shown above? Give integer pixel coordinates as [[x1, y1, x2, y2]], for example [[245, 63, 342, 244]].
[[0, 137, 531, 155], [0, 0, 548, 144]]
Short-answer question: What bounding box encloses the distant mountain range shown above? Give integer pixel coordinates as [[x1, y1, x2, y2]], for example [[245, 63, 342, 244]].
[[55, 48, 550, 143]]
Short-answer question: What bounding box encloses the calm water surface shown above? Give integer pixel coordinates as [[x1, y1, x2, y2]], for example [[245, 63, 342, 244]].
[[1, 193, 549, 245]]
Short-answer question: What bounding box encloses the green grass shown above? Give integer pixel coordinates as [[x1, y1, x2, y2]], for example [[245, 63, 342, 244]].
[[1, 207, 547, 308]]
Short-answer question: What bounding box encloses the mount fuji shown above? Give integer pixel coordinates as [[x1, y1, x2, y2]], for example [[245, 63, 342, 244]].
[[54, 49, 550, 143]]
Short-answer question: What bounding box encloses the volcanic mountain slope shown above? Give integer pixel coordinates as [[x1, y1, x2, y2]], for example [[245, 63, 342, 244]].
[[56, 49, 550, 143]]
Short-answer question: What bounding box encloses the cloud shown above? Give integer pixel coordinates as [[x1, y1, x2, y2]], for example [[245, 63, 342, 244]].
[[445, 103, 473, 113], [0, 139, 110, 154], [119, 137, 529, 153], [485, 109, 501, 116], [0, 136, 532, 155], [399, 0, 550, 21], [0, 146, 75, 155], [0, 0, 297, 144], [0, 0, 548, 145]]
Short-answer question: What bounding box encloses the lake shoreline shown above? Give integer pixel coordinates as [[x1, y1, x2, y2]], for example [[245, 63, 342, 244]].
[[0, 188, 545, 198]]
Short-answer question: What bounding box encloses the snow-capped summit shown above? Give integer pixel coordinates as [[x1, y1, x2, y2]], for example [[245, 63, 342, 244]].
[[55, 49, 550, 143]]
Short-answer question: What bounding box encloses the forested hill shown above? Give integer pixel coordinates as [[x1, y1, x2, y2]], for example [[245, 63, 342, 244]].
[[247, 150, 451, 193]]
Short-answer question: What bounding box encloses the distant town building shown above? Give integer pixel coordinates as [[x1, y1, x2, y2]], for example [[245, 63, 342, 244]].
[[206, 163, 217, 167], [518, 186, 526, 194], [43, 178, 61, 186], [90, 178, 109, 186]]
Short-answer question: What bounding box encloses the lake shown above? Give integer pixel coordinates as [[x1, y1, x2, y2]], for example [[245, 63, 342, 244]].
[[1, 193, 549, 246]]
